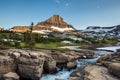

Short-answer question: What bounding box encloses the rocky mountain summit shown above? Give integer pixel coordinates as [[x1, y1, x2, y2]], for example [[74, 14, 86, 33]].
[[11, 15, 75, 33]]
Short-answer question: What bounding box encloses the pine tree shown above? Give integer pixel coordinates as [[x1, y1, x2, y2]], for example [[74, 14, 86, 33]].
[[29, 22, 35, 50]]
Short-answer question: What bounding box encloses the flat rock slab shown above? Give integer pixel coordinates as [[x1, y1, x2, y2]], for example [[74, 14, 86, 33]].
[[84, 65, 119, 80], [3, 72, 19, 80]]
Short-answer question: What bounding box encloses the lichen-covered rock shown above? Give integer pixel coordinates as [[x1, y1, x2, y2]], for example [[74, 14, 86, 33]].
[[3, 72, 19, 80]]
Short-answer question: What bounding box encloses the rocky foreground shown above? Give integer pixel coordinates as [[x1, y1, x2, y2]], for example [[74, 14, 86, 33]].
[[69, 49, 120, 80], [0, 48, 94, 80]]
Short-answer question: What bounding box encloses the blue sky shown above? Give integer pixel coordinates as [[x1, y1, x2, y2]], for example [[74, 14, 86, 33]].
[[0, 0, 120, 30]]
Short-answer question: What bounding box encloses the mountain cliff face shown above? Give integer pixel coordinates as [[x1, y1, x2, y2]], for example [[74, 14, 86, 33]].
[[36, 15, 73, 28], [11, 15, 75, 33], [11, 26, 29, 32]]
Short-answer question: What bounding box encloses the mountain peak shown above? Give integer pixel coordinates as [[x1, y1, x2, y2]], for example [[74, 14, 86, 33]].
[[46, 14, 64, 24], [36, 14, 73, 28], [11, 15, 75, 33]]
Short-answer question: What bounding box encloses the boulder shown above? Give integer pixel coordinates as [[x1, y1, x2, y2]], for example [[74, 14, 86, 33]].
[[0, 50, 10, 56], [52, 54, 68, 64], [100, 61, 112, 68], [116, 49, 120, 52], [18, 57, 44, 80], [12, 52, 21, 59], [77, 50, 95, 59], [0, 56, 15, 75], [18, 64, 43, 80], [67, 61, 77, 70], [29, 52, 39, 59], [19, 51, 31, 58], [44, 59, 56, 73], [97, 54, 112, 62], [3, 72, 19, 80], [109, 63, 120, 78]]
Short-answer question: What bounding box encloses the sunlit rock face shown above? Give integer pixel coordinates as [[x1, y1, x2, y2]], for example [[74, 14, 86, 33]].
[[11, 26, 29, 33], [11, 15, 75, 33]]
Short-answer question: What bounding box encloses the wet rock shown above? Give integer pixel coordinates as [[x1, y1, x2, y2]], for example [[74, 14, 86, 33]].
[[3, 72, 19, 80], [70, 68, 84, 80], [55, 78, 65, 80], [69, 77, 82, 80], [44, 59, 56, 73], [67, 61, 77, 70]]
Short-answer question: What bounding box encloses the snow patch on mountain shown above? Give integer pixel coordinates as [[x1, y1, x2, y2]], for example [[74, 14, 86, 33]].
[[51, 26, 74, 32], [32, 30, 52, 34], [84, 27, 116, 32]]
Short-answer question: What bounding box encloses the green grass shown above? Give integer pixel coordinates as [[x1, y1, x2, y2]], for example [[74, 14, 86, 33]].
[[34, 42, 76, 48], [8, 41, 79, 49]]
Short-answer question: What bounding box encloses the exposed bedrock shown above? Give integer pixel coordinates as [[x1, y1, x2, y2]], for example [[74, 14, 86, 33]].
[[69, 49, 120, 80], [0, 48, 95, 80]]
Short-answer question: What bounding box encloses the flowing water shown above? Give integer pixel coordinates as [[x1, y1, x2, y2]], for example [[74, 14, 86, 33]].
[[40, 46, 113, 80]]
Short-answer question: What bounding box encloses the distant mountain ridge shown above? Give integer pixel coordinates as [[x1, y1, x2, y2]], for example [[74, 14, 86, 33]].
[[84, 25, 120, 33], [11, 15, 75, 33]]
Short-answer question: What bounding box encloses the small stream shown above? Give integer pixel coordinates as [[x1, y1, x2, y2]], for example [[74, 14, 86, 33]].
[[40, 46, 115, 80]]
